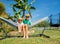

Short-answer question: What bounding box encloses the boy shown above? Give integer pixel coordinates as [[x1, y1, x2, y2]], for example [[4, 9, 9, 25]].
[[23, 14, 34, 38], [17, 18, 26, 38]]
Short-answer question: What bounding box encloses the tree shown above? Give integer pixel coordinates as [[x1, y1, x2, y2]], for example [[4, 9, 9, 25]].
[[0, 2, 5, 15], [10, 0, 36, 19], [35, 21, 50, 27], [0, 2, 8, 18]]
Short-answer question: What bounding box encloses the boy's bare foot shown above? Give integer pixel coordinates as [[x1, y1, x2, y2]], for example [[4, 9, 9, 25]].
[[26, 36, 29, 38], [23, 36, 25, 38], [19, 31, 21, 33]]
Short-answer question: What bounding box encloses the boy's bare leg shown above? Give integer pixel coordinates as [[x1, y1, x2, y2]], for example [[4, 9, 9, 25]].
[[18, 25, 21, 32], [25, 24, 29, 38], [22, 26, 25, 38]]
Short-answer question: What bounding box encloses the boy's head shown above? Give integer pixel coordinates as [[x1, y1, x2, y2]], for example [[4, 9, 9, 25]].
[[18, 18, 23, 23], [26, 14, 30, 20]]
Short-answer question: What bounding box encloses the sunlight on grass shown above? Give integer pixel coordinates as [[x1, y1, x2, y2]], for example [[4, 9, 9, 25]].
[[0, 28, 60, 44]]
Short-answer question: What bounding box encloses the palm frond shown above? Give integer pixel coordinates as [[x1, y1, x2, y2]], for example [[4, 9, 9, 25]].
[[30, 6, 36, 10], [23, 0, 28, 2], [30, 0, 36, 5]]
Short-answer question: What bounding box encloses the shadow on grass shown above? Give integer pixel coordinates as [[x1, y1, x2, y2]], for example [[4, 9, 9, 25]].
[[29, 34, 50, 38], [0, 36, 23, 40], [0, 34, 50, 40]]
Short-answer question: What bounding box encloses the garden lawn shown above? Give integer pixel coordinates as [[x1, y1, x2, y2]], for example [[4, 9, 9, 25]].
[[0, 28, 60, 44]]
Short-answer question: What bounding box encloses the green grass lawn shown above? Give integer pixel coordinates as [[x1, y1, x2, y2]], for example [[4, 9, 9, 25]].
[[0, 28, 60, 44]]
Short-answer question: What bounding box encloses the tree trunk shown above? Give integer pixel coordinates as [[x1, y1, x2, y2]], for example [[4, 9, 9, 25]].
[[28, 10, 32, 18], [22, 9, 25, 18]]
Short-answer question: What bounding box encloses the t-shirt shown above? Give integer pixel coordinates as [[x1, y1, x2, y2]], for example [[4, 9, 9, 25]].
[[17, 22, 24, 32], [23, 19, 31, 25], [17, 22, 24, 27]]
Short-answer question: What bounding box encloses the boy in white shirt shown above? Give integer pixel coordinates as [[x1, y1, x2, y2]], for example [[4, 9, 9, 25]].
[[17, 18, 25, 38]]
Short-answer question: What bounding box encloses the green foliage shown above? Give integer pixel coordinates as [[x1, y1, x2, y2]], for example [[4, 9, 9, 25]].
[[10, 0, 36, 19], [35, 21, 50, 27], [0, 2, 8, 18], [0, 2, 5, 14]]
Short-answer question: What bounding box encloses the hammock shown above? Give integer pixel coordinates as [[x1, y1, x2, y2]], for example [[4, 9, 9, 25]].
[[0, 17, 48, 28]]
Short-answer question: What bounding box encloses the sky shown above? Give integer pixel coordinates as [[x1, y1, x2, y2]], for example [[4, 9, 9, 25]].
[[0, 0, 60, 23]]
